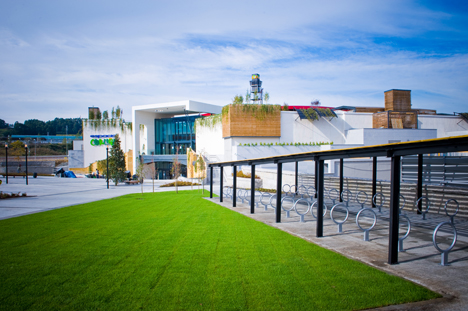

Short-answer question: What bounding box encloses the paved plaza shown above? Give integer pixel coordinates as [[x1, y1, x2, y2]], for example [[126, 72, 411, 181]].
[[1, 176, 468, 310]]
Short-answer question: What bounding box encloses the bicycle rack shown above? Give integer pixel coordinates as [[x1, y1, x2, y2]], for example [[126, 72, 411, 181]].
[[328, 188, 339, 206], [356, 208, 377, 241], [310, 201, 328, 219], [341, 189, 352, 207], [398, 214, 411, 252], [306, 186, 316, 203], [444, 199, 459, 224], [294, 198, 311, 222], [283, 184, 291, 196], [259, 192, 272, 211], [356, 190, 368, 210], [223, 186, 232, 199], [372, 192, 385, 212], [297, 185, 307, 199], [269, 194, 277, 210], [416, 196, 431, 220], [281, 196, 295, 218], [290, 185, 298, 199], [330, 203, 349, 233], [433, 221, 457, 266], [254, 190, 262, 208], [399, 194, 406, 214]]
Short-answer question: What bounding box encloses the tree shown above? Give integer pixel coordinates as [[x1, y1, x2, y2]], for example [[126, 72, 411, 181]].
[[171, 149, 181, 193], [102, 110, 109, 120], [108, 134, 126, 185], [135, 156, 146, 195], [264, 92, 270, 105], [194, 154, 206, 194]]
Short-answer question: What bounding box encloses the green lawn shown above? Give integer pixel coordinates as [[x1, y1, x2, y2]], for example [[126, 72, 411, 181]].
[[0, 190, 439, 310]]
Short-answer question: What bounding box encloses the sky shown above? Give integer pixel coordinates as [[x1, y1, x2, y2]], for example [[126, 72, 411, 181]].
[[0, 0, 467, 124]]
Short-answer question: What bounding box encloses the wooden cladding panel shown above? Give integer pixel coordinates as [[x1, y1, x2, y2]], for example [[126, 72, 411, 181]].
[[385, 89, 411, 111], [373, 111, 418, 129], [222, 108, 281, 138]]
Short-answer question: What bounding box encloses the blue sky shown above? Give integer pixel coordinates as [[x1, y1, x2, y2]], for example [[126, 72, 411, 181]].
[[1, 0, 467, 124]]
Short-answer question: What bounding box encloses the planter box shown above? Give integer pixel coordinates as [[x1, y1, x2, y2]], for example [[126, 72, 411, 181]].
[[222, 105, 281, 138]]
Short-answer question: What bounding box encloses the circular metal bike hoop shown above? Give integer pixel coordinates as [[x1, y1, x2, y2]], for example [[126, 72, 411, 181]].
[[260, 192, 271, 205], [433, 221, 457, 253], [223, 186, 231, 198], [244, 189, 251, 202], [269, 194, 277, 209], [310, 201, 328, 218], [356, 190, 368, 206], [399, 194, 406, 213], [372, 192, 385, 212], [341, 189, 352, 206], [307, 186, 316, 200], [399, 214, 411, 240], [297, 185, 307, 198], [330, 203, 349, 225], [356, 208, 377, 231], [328, 188, 339, 203], [294, 198, 311, 216], [281, 196, 295, 211], [283, 184, 291, 194], [444, 199, 459, 223], [416, 196, 431, 219], [290, 185, 297, 196]]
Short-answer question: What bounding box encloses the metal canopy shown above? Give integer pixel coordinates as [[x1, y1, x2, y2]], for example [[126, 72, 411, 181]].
[[208, 134, 468, 266], [208, 135, 468, 168]]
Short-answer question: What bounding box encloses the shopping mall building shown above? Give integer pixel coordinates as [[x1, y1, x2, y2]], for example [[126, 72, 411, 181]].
[[72, 88, 468, 180]]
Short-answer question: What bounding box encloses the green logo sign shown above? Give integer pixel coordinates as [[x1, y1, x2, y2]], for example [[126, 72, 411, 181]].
[[90, 135, 115, 146]]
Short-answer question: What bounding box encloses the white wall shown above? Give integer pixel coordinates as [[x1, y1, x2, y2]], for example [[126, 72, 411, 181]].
[[195, 121, 224, 160], [83, 123, 133, 168], [419, 115, 467, 137], [346, 128, 437, 145]]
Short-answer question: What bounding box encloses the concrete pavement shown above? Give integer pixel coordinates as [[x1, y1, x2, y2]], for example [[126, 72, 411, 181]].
[[0, 175, 180, 220]]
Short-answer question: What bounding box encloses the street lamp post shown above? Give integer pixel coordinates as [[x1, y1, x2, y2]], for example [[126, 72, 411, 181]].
[[106, 147, 109, 189], [5, 144, 8, 184], [25, 144, 28, 185]]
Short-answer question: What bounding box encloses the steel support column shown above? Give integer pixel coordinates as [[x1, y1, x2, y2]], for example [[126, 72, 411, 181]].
[[220, 166, 224, 203], [339, 158, 343, 202], [316, 158, 324, 237], [417, 154, 423, 214], [25, 146, 28, 185], [295, 161, 298, 192], [388, 155, 401, 265], [314, 160, 319, 198], [209, 166, 213, 198], [251, 165, 256, 214], [372, 157, 377, 208], [276, 163, 282, 223], [233, 166, 237, 207]]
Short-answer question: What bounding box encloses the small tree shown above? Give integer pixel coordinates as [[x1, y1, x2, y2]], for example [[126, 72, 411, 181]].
[[108, 134, 126, 185], [194, 154, 206, 194], [135, 156, 146, 195], [171, 150, 181, 194], [232, 94, 244, 105], [264, 92, 270, 105]]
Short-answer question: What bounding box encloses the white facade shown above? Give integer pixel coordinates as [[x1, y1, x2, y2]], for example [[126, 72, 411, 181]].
[[196, 109, 467, 179], [82, 123, 133, 168]]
